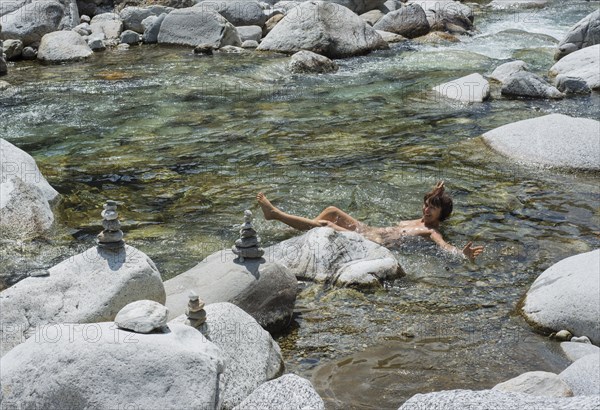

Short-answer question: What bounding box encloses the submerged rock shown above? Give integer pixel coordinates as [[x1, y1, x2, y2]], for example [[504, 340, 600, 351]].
[[488, 0, 548, 10], [555, 75, 591, 95], [493, 371, 573, 397], [501, 71, 564, 99], [373, 4, 430, 39], [559, 354, 600, 396], [37, 30, 93, 63], [549, 44, 600, 90], [489, 60, 529, 83], [233, 374, 325, 410], [0, 323, 225, 409], [433, 73, 490, 103], [482, 114, 600, 171], [289, 50, 339, 74], [376, 30, 407, 43], [555, 9, 600, 60]]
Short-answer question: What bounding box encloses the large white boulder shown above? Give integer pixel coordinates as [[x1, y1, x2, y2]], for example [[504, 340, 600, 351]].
[[164, 249, 296, 332], [37, 30, 93, 63], [90, 13, 124, 40], [399, 389, 599, 409], [482, 114, 600, 171], [172, 303, 284, 409], [549, 44, 600, 90], [521, 250, 600, 345], [264, 227, 403, 287], [257, 1, 388, 58], [0, 245, 166, 356], [115, 300, 169, 333], [493, 371, 573, 397], [501, 71, 564, 99], [234, 374, 325, 410], [555, 9, 600, 60], [0, 323, 225, 409], [289, 50, 339, 74], [158, 8, 241, 48], [373, 4, 430, 39], [433, 73, 490, 103], [559, 354, 600, 396], [120, 6, 172, 34]]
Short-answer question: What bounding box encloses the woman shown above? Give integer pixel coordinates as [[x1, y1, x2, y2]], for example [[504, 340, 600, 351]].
[[257, 181, 484, 261]]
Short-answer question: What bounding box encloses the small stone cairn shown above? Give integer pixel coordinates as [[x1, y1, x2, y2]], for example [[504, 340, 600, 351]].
[[97, 200, 125, 249], [186, 291, 206, 328], [232, 210, 264, 262]]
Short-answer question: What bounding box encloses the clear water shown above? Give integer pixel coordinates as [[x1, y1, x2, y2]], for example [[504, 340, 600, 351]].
[[1, 0, 599, 407]]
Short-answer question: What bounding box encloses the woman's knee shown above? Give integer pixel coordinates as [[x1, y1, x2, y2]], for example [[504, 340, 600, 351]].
[[323, 206, 340, 216]]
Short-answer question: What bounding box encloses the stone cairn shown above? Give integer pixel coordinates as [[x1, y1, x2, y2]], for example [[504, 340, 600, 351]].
[[97, 200, 125, 249], [0, 38, 7, 76], [186, 291, 206, 328], [232, 210, 264, 262]]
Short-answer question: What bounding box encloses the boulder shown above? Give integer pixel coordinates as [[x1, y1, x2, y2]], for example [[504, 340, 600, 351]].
[[555, 75, 591, 95], [242, 40, 259, 48], [142, 13, 167, 44], [0, 323, 226, 409], [263, 13, 284, 36], [559, 354, 600, 396], [327, 0, 386, 14], [37, 30, 93, 62], [237, 25, 263, 43], [0, 80, 10, 90], [0, 0, 79, 46], [549, 45, 600, 90], [115, 300, 169, 333], [2, 39, 24, 60], [399, 389, 600, 409], [258, 1, 388, 58], [411, 0, 474, 33], [555, 9, 600, 60], [488, 0, 548, 10], [373, 4, 430, 39], [482, 114, 600, 171], [158, 8, 241, 48], [164, 249, 296, 332], [521, 250, 600, 344], [360, 9, 385, 26], [195, 0, 267, 27], [289, 50, 339, 74], [501, 71, 564, 99], [120, 6, 173, 34], [87, 33, 106, 51], [234, 374, 325, 410], [413, 31, 459, 44], [493, 371, 573, 397], [264, 227, 403, 287], [172, 303, 284, 409], [433, 73, 490, 103], [120, 29, 141, 45], [489, 60, 528, 83], [90, 13, 124, 40], [73, 22, 92, 36], [561, 342, 600, 362], [0, 138, 59, 202], [0, 244, 166, 356], [22, 46, 37, 59], [376, 30, 407, 43]]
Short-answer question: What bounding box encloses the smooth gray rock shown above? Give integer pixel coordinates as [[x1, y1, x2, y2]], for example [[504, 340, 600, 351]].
[[241, 40, 259, 48], [489, 60, 529, 83], [3, 39, 24, 60], [90, 13, 124, 40], [195, 0, 267, 27], [412, 0, 473, 33], [264, 227, 403, 287], [555, 9, 600, 60], [326, 0, 386, 14], [37, 30, 93, 62], [0, 245, 166, 356], [172, 303, 284, 409], [556, 75, 591, 94], [0, 80, 10, 90], [360, 9, 384, 26], [522, 250, 600, 344], [549, 45, 600, 90], [0, 0, 79, 46], [88, 33, 106, 51], [158, 8, 241, 48], [376, 30, 407, 43], [120, 6, 173, 34], [0, 323, 225, 409], [289, 50, 339, 74], [482, 114, 600, 171], [488, 0, 548, 9], [559, 354, 600, 396], [373, 3, 430, 38], [234, 374, 325, 410], [493, 371, 573, 397], [0, 138, 59, 202], [142, 13, 167, 44], [115, 300, 169, 333], [399, 389, 599, 409], [164, 249, 296, 332], [501, 71, 564, 99], [0, 55, 6, 76], [433, 73, 490, 103], [21, 46, 37, 59], [561, 342, 600, 362], [258, 1, 388, 58], [237, 25, 263, 43], [120, 29, 141, 45]]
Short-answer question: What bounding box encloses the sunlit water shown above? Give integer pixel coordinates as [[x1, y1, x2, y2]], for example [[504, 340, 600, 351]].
[[1, 0, 599, 408]]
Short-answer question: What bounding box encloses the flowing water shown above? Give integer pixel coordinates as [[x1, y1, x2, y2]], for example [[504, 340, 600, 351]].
[[1, 0, 599, 408]]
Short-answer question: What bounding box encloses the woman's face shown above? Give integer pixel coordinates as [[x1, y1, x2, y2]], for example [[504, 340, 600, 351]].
[[422, 200, 442, 224]]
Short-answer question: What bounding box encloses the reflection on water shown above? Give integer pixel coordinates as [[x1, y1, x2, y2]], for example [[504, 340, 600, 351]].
[[1, 0, 599, 407]]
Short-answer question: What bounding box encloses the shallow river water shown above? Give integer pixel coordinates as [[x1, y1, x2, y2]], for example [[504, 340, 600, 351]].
[[1, 0, 599, 408]]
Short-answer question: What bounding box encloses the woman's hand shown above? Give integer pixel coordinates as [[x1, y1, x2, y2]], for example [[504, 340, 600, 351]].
[[462, 241, 484, 262]]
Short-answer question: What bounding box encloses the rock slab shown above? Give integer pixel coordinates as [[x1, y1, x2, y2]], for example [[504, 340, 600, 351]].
[[559, 353, 600, 396], [234, 374, 325, 410], [555, 9, 600, 60], [433, 73, 490, 103], [489, 60, 529, 83], [289, 50, 339, 74], [501, 71, 564, 99], [493, 371, 573, 397], [549, 44, 600, 90], [482, 114, 600, 171], [37, 30, 93, 62], [561, 342, 600, 362], [115, 300, 169, 333]]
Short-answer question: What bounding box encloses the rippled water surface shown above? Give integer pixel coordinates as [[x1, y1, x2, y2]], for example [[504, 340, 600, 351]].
[[1, 0, 599, 408]]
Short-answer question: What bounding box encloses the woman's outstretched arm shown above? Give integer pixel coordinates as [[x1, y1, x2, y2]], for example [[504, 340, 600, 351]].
[[429, 230, 484, 261]]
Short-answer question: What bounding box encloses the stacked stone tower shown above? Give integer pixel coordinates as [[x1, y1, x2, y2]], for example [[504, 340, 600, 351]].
[[186, 291, 206, 328], [232, 210, 264, 262], [97, 200, 125, 249]]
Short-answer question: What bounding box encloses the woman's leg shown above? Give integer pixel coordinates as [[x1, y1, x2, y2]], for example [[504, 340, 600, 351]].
[[257, 192, 322, 231], [313, 206, 364, 231]]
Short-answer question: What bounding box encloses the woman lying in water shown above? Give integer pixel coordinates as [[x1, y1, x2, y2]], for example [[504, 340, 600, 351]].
[[257, 181, 484, 261]]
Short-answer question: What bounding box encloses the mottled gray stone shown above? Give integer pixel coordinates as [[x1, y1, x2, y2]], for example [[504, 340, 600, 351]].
[[483, 114, 600, 171], [120, 29, 141, 45], [289, 50, 339, 74], [142, 13, 167, 44], [236, 25, 262, 43], [376, 30, 407, 43], [433, 73, 490, 103], [412, 0, 474, 33], [556, 75, 591, 94], [120, 6, 173, 34], [22, 46, 37, 59], [493, 371, 573, 397], [241, 40, 259, 48], [561, 342, 600, 362], [115, 300, 169, 333], [489, 60, 529, 83], [234, 374, 325, 410], [88, 33, 106, 51], [90, 13, 124, 40], [559, 354, 600, 396], [373, 4, 430, 38], [488, 0, 548, 9], [3, 39, 24, 60], [550, 45, 600, 90], [37, 30, 93, 62], [195, 0, 267, 26], [501, 71, 564, 99], [555, 9, 600, 60], [360, 9, 384, 26]]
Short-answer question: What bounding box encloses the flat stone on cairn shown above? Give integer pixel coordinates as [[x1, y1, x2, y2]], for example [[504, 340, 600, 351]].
[[97, 200, 125, 249], [232, 210, 264, 262], [186, 290, 207, 328]]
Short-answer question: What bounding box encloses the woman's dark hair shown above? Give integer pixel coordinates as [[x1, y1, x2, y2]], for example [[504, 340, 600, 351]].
[[423, 183, 453, 221]]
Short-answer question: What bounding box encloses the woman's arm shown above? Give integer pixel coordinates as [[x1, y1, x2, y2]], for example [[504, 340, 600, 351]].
[[429, 230, 484, 261]]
